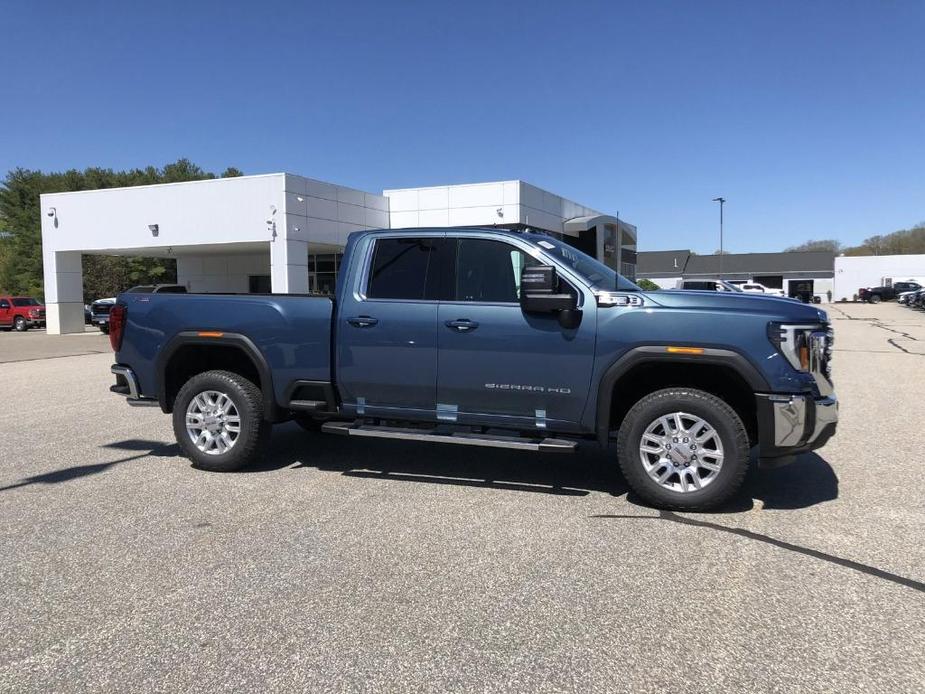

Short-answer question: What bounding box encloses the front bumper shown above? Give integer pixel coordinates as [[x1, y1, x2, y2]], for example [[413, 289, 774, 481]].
[[110, 364, 158, 407], [756, 393, 838, 465]]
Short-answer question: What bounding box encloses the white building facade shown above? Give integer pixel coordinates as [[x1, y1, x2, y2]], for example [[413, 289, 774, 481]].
[[40, 174, 633, 334], [833, 254, 925, 301]]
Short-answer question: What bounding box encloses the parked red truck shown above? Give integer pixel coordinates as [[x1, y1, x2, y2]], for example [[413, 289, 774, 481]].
[[0, 296, 46, 331]]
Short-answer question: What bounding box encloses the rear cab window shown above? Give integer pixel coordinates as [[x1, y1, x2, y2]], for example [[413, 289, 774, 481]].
[[365, 237, 444, 300]]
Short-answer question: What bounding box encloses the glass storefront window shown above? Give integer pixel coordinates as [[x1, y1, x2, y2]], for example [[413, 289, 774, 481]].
[[308, 252, 343, 295]]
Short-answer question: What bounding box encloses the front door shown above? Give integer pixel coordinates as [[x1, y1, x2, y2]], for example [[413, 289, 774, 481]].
[[436, 236, 596, 431], [336, 235, 445, 419]]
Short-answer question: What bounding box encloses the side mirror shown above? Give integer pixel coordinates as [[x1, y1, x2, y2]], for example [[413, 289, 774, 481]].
[[520, 265, 581, 328]]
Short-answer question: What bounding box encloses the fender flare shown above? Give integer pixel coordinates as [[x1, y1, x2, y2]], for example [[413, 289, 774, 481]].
[[156, 331, 278, 420], [594, 346, 769, 446]]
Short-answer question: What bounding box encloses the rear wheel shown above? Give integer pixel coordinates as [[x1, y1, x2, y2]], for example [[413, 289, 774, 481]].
[[172, 370, 271, 472], [616, 388, 750, 510], [13, 316, 27, 332]]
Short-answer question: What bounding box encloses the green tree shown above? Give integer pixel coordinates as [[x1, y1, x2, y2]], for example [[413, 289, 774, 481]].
[[843, 223, 925, 256], [636, 278, 661, 291], [785, 239, 842, 253], [0, 160, 242, 301]]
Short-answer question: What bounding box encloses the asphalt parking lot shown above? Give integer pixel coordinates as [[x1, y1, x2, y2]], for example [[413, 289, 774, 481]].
[[1, 303, 923, 693]]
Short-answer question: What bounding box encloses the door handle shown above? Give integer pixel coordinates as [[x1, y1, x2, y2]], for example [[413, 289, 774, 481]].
[[347, 315, 379, 328], [445, 319, 479, 332]]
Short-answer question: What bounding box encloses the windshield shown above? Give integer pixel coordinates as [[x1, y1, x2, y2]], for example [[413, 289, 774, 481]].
[[719, 280, 744, 292], [12, 298, 40, 306], [524, 234, 640, 291]]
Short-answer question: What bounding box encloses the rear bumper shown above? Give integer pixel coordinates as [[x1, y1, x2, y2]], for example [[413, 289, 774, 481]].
[[110, 364, 158, 407], [755, 393, 838, 466]]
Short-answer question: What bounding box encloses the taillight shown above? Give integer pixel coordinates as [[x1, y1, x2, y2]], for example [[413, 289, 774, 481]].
[[109, 304, 126, 351]]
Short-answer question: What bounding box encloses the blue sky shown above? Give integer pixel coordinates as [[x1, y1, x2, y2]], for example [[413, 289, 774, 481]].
[[2, 0, 923, 253]]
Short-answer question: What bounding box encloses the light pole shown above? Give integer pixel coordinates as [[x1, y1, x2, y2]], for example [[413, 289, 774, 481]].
[[712, 197, 725, 278]]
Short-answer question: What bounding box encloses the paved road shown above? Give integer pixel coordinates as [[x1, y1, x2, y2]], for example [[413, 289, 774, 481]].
[[0, 326, 108, 363], [0, 303, 923, 692]]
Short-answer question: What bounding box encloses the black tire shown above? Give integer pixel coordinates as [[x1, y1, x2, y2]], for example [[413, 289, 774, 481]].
[[172, 370, 271, 472], [99, 325, 110, 335], [869, 294, 881, 304], [13, 316, 27, 332], [293, 415, 323, 433], [616, 388, 750, 511]]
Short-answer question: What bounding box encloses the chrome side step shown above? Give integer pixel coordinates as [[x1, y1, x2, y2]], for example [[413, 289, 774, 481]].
[[320, 421, 577, 453]]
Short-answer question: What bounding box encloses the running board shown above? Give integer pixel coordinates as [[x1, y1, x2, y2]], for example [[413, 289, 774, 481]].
[[321, 421, 577, 453]]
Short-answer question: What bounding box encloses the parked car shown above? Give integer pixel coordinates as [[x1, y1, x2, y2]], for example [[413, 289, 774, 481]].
[[0, 296, 46, 331], [676, 279, 744, 292], [90, 298, 117, 334], [727, 280, 786, 297], [92, 284, 188, 333], [898, 288, 922, 306], [107, 228, 838, 511], [910, 288, 925, 309], [859, 281, 922, 304], [125, 284, 188, 294]]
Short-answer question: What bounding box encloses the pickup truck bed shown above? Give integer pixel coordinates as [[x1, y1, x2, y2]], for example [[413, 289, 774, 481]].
[[118, 293, 333, 414]]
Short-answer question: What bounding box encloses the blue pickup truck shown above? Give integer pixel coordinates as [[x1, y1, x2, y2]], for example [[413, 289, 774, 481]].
[[108, 227, 837, 509]]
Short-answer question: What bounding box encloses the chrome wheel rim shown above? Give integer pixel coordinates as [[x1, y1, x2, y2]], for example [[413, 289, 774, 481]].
[[185, 390, 241, 455], [638, 412, 724, 493]]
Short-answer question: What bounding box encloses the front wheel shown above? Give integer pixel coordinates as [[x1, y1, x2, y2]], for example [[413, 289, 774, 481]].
[[172, 370, 271, 472], [14, 316, 27, 332], [869, 294, 881, 304], [616, 388, 750, 510]]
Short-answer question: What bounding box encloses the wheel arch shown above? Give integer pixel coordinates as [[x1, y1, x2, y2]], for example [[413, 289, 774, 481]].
[[156, 332, 279, 421], [595, 346, 769, 447]]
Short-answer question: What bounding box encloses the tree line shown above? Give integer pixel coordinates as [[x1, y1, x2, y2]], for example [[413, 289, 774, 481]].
[[784, 224, 925, 256], [0, 159, 241, 302]]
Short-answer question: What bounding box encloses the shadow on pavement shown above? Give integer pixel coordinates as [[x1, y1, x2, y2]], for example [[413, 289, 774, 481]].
[[590, 509, 924, 594], [247, 425, 838, 512], [252, 424, 626, 497], [0, 440, 178, 493]]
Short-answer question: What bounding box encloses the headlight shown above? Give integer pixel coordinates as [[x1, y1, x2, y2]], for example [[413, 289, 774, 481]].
[[768, 322, 829, 373]]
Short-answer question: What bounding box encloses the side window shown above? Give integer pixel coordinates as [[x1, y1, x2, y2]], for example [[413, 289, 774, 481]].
[[455, 239, 535, 303], [366, 238, 437, 300]]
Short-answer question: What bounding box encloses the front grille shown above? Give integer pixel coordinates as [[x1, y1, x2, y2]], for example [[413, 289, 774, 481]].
[[92, 304, 112, 315]]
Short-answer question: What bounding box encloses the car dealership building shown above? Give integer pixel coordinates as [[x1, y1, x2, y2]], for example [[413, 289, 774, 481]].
[[39, 174, 637, 334]]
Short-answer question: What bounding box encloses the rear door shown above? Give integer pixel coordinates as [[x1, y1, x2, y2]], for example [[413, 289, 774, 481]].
[[336, 234, 446, 419], [435, 235, 596, 431], [0, 298, 10, 326]]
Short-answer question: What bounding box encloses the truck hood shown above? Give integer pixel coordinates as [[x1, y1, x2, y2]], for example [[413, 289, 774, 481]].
[[641, 290, 828, 322]]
